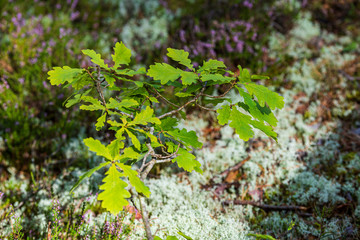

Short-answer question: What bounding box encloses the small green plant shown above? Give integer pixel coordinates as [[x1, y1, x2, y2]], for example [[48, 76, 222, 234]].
[[48, 42, 284, 239]]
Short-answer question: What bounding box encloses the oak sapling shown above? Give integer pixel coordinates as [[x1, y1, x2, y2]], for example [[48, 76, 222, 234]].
[[48, 42, 284, 240]]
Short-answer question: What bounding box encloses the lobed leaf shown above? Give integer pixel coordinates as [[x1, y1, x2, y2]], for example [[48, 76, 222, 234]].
[[229, 108, 254, 141], [250, 120, 277, 141], [237, 87, 278, 127], [216, 105, 231, 125], [116, 163, 150, 197], [98, 164, 131, 215], [172, 148, 202, 173], [82, 49, 109, 69], [166, 48, 194, 70], [125, 129, 141, 150], [83, 137, 112, 160], [180, 71, 198, 85], [198, 59, 226, 72], [129, 106, 161, 126], [244, 83, 285, 110], [147, 63, 181, 85], [107, 98, 139, 110], [166, 128, 203, 149], [118, 147, 140, 162], [107, 138, 124, 160], [112, 42, 131, 69], [95, 113, 107, 131], [201, 73, 234, 83], [48, 66, 83, 86]]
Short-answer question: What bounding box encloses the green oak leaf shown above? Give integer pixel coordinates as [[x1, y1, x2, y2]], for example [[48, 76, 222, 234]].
[[80, 96, 105, 111], [237, 87, 278, 127], [159, 117, 178, 131], [198, 59, 226, 72], [250, 120, 277, 141], [201, 73, 234, 83], [83, 137, 112, 160], [112, 42, 131, 69], [166, 128, 203, 149], [147, 63, 181, 84], [216, 105, 231, 125], [172, 148, 202, 173], [116, 163, 150, 197], [244, 83, 284, 110], [107, 98, 139, 110], [104, 75, 116, 88], [82, 49, 109, 69], [229, 108, 254, 141], [70, 162, 111, 193], [125, 129, 141, 150], [118, 147, 140, 162], [167, 48, 194, 70], [129, 106, 161, 126], [107, 138, 124, 160], [48, 66, 83, 85], [98, 164, 131, 215], [180, 71, 198, 85], [95, 113, 107, 131], [65, 93, 81, 108]]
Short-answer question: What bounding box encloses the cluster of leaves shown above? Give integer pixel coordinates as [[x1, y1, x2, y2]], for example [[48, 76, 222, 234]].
[[48, 42, 284, 215]]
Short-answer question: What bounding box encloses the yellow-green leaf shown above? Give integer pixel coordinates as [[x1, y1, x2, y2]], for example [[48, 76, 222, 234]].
[[116, 163, 150, 197], [83, 137, 112, 160], [48, 66, 83, 85], [82, 49, 109, 69], [98, 164, 131, 215], [129, 106, 161, 126], [244, 83, 285, 110], [229, 108, 254, 141], [167, 48, 194, 70], [147, 63, 182, 84], [112, 42, 131, 69], [172, 148, 202, 173]]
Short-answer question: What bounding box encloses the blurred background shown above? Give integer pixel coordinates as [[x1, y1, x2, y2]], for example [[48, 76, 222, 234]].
[[0, 0, 359, 239]]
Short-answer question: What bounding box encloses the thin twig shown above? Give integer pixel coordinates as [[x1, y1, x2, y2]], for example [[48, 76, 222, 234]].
[[110, 108, 134, 119], [96, 67, 107, 107], [146, 85, 180, 108], [195, 103, 217, 112], [157, 85, 206, 119]]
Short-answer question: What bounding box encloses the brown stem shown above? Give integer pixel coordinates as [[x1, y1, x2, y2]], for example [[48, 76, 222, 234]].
[[201, 80, 237, 98], [139, 196, 153, 240], [157, 85, 206, 119]]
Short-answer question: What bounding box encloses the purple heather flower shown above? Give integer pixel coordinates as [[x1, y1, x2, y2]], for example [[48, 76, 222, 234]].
[[57, 93, 64, 99], [179, 30, 186, 42], [29, 57, 38, 65], [243, 0, 253, 8], [70, 11, 80, 21], [194, 25, 200, 33], [0, 192, 4, 200], [245, 22, 252, 32], [18, 78, 24, 84], [236, 41, 244, 53], [71, 0, 79, 9], [251, 33, 257, 41], [225, 43, 233, 52], [49, 39, 56, 47]]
